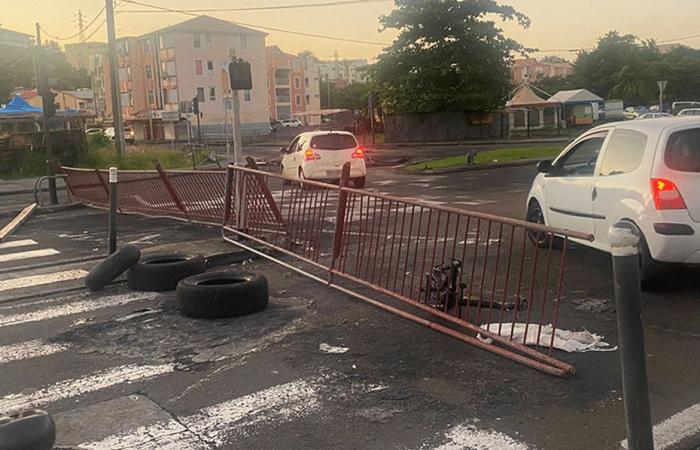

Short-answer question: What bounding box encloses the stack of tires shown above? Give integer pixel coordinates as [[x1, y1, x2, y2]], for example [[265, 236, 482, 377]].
[[85, 245, 268, 319]]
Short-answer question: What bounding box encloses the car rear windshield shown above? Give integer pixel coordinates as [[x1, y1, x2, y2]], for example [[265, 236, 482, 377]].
[[310, 134, 357, 150], [665, 128, 700, 172]]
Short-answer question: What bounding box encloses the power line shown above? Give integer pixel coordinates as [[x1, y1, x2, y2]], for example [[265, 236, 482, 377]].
[[80, 18, 108, 43], [118, 0, 390, 13], [39, 6, 106, 41], [8, 51, 32, 68], [120, 0, 389, 46]]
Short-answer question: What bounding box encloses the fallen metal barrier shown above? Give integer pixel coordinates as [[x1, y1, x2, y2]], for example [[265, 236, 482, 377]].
[[62, 163, 593, 376]]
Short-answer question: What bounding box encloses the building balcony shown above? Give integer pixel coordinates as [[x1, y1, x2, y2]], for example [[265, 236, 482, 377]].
[[275, 95, 291, 104]]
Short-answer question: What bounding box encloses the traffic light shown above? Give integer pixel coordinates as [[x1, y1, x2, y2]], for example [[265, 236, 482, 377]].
[[228, 59, 252, 91], [192, 95, 200, 115]]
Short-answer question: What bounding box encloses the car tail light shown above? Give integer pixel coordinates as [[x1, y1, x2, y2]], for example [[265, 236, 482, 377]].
[[352, 146, 365, 159], [651, 178, 687, 210], [304, 148, 319, 161]]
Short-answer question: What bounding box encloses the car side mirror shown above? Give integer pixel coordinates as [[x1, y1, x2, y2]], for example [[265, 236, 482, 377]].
[[537, 160, 554, 174]]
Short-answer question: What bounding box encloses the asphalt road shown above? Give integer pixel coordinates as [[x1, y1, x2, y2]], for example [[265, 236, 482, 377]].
[[0, 161, 698, 449]]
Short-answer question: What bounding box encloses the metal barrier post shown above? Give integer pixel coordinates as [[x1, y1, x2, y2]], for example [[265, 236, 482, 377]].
[[108, 167, 118, 254], [609, 221, 654, 450], [330, 163, 351, 271], [154, 160, 190, 220]]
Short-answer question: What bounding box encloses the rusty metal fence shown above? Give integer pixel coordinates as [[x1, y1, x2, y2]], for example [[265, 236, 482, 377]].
[[62, 163, 593, 376]]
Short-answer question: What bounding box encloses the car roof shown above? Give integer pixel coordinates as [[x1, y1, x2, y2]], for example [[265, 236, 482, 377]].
[[297, 131, 355, 139], [587, 116, 700, 136]]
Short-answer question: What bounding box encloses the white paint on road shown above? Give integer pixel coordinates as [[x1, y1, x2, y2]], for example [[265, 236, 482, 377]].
[[0, 239, 38, 250], [0, 339, 68, 365], [0, 363, 174, 413], [427, 423, 529, 450], [0, 292, 157, 327], [0, 248, 60, 263], [621, 402, 700, 450], [0, 269, 88, 292]]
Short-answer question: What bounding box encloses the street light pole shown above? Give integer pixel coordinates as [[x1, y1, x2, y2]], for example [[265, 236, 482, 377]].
[[105, 0, 127, 156], [657, 80, 668, 114]]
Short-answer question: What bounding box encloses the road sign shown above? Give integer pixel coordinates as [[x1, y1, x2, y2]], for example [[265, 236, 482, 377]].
[[228, 60, 252, 91], [657, 80, 668, 92]]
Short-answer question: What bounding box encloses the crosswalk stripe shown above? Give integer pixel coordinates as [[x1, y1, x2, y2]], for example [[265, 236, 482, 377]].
[[0, 292, 158, 327], [0, 269, 88, 292], [0, 248, 60, 263], [0, 239, 38, 250], [0, 363, 174, 414], [621, 402, 700, 450], [426, 423, 529, 450], [0, 339, 68, 365]]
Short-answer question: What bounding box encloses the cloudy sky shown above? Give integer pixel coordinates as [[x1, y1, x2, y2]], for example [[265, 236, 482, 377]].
[[2, 0, 699, 61]]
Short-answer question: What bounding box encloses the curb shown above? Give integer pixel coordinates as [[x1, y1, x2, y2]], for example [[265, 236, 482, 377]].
[[376, 137, 569, 149], [408, 158, 541, 175]]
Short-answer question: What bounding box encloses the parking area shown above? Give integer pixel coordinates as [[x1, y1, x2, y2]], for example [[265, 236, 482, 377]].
[[1, 161, 699, 449]]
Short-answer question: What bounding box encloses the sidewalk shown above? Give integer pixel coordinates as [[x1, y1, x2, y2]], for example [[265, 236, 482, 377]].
[[0, 177, 37, 196]]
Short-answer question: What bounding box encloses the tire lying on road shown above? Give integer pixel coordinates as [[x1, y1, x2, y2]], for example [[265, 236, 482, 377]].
[[176, 271, 269, 319], [85, 244, 141, 292], [127, 254, 206, 292], [0, 409, 55, 450]]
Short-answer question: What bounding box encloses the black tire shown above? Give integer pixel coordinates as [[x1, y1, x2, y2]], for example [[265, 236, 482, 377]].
[[639, 232, 666, 291], [176, 271, 269, 319], [127, 254, 206, 292], [85, 245, 141, 292], [526, 200, 555, 248], [0, 409, 55, 450], [352, 176, 366, 188]]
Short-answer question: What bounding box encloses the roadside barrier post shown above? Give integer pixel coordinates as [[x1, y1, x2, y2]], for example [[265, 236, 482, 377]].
[[108, 167, 118, 254], [608, 221, 654, 450]]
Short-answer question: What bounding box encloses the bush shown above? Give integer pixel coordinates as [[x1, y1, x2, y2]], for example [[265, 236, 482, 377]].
[[87, 133, 113, 149]]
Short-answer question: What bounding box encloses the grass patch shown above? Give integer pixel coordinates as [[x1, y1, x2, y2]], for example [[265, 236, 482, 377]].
[[407, 145, 563, 172], [80, 147, 207, 170]]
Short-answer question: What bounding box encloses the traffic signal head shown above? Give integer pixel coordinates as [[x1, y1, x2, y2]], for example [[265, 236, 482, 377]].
[[192, 96, 200, 115], [229, 60, 252, 91]]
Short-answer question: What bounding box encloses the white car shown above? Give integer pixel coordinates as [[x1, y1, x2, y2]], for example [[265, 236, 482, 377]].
[[526, 117, 700, 289], [636, 112, 672, 120], [280, 119, 302, 128], [677, 108, 700, 117], [280, 131, 367, 187]]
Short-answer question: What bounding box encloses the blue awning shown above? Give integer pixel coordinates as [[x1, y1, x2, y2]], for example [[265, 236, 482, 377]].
[[0, 95, 43, 115]]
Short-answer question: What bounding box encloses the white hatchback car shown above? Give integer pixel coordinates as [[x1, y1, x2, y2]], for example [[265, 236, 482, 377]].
[[280, 131, 367, 188], [527, 117, 700, 288]]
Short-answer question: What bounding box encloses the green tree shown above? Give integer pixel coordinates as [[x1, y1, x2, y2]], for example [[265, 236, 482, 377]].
[[368, 0, 530, 113]]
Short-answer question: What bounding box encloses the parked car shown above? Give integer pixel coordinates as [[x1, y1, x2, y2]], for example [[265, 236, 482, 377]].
[[85, 128, 104, 135], [677, 108, 700, 117], [280, 131, 366, 187], [636, 112, 673, 120], [526, 117, 700, 289], [280, 119, 303, 128], [104, 126, 135, 144], [623, 106, 648, 120], [672, 101, 700, 116]]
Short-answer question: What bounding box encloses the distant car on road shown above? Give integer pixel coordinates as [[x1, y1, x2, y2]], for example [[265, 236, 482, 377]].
[[527, 117, 700, 289], [672, 101, 700, 116], [636, 112, 673, 120], [677, 108, 700, 117], [624, 106, 648, 120], [280, 119, 303, 128], [104, 126, 135, 144], [85, 128, 104, 135], [280, 131, 366, 187]]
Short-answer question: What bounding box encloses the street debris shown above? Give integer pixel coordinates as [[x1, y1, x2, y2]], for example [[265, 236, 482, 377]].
[[319, 343, 350, 354], [479, 323, 616, 353]]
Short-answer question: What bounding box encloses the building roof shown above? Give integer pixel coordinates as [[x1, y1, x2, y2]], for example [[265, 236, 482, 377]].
[[0, 27, 32, 38], [145, 15, 266, 37], [548, 89, 603, 104], [507, 83, 557, 108], [0, 95, 43, 114]]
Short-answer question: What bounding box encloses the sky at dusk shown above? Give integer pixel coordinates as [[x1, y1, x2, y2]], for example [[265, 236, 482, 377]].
[[1, 0, 699, 61]]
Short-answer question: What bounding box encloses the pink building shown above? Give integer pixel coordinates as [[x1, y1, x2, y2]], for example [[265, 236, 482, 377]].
[[511, 58, 574, 83]]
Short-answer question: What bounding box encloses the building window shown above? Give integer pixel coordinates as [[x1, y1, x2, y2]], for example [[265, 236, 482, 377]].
[[168, 89, 179, 104], [147, 89, 155, 105], [145, 64, 152, 80], [294, 77, 300, 89], [295, 94, 301, 106], [243, 90, 251, 102], [293, 60, 299, 71], [193, 33, 201, 48], [206, 60, 214, 74], [204, 33, 212, 48], [143, 40, 151, 53], [305, 94, 310, 104], [304, 77, 309, 88], [159, 33, 173, 49], [195, 60, 203, 76], [196, 87, 205, 103], [209, 86, 216, 101], [240, 35, 248, 50]]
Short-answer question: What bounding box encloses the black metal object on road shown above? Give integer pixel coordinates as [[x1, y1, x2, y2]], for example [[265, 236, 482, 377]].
[[108, 167, 118, 254], [609, 221, 654, 450]]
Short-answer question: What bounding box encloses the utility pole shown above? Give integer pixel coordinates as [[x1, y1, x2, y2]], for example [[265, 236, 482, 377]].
[[325, 74, 331, 108], [76, 10, 85, 42], [35, 23, 58, 205], [105, 0, 127, 156], [229, 49, 243, 166], [657, 80, 668, 114]]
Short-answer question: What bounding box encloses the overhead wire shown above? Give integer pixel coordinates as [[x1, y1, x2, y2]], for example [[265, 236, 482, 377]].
[[118, 0, 390, 13], [39, 6, 106, 41]]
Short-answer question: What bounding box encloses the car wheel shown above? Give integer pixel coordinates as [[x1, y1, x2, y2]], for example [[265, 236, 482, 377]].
[[176, 271, 269, 319], [85, 245, 141, 292], [127, 254, 207, 292], [526, 200, 556, 248], [638, 232, 666, 291], [0, 409, 55, 450], [351, 176, 366, 188]]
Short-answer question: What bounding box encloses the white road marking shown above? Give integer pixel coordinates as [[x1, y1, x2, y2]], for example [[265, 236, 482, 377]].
[[0, 292, 158, 327], [0, 248, 60, 263], [0, 239, 38, 250], [0, 363, 174, 413], [621, 402, 700, 450], [0, 339, 68, 365], [427, 423, 529, 450], [0, 269, 88, 292]]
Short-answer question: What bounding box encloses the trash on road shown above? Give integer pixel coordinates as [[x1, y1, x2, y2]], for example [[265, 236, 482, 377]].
[[319, 343, 350, 354], [478, 323, 616, 353]]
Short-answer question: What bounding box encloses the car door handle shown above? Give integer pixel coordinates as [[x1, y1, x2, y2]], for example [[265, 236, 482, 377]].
[[592, 187, 597, 201]]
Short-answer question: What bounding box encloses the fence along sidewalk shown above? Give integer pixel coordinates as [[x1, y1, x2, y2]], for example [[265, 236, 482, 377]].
[[62, 163, 593, 376]]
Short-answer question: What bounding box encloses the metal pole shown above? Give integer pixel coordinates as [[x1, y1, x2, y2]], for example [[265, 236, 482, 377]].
[[35, 24, 58, 205], [608, 221, 654, 450], [105, 0, 127, 156], [232, 90, 243, 166], [108, 167, 118, 254]]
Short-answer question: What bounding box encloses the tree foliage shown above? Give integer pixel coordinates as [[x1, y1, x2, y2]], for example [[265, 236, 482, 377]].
[[368, 0, 530, 113]]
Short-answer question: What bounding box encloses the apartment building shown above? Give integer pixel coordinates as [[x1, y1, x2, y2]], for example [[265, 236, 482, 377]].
[[65, 42, 108, 118], [0, 27, 32, 48], [318, 58, 368, 83], [266, 46, 321, 124], [511, 58, 574, 83]]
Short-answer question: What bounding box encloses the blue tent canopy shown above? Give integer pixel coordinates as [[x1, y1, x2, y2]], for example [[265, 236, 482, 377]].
[[0, 95, 43, 115]]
